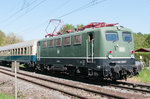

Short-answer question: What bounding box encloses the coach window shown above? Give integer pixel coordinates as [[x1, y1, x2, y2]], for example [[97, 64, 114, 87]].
[[48, 39, 54, 47], [56, 38, 61, 46], [27, 47, 29, 55], [42, 41, 47, 48], [4, 51, 6, 56], [30, 46, 32, 55], [18, 48, 20, 55], [7, 50, 8, 55], [15, 49, 17, 55], [10, 50, 11, 55], [7, 50, 9, 56], [21, 48, 23, 55], [12, 49, 14, 55], [64, 37, 71, 46], [24, 48, 27, 55], [74, 35, 81, 44], [3, 51, 4, 56], [13, 49, 15, 55]]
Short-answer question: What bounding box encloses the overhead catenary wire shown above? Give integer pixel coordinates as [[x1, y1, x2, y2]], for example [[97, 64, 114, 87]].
[[57, 0, 107, 19], [17, 0, 71, 33], [4, 0, 47, 26], [0, 0, 38, 23], [19, 0, 107, 34]]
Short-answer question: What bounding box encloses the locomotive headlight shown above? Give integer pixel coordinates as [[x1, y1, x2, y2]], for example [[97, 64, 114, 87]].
[[131, 54, 134, 58], [108, 54, 112, 58]]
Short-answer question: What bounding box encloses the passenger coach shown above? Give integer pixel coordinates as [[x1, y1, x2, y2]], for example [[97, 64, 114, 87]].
[[0, 39, 39, 65]]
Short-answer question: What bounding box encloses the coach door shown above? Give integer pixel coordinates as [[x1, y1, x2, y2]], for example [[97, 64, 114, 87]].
[[86, 32, 94, 63], [37, 42, 40, 61]]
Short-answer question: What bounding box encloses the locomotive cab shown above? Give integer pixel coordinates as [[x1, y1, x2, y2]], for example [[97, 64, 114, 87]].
[[99, 26, 137, 80]]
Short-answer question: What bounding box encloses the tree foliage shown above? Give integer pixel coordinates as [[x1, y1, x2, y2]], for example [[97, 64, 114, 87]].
[[133, 32, 150, 50], [0, 30, 6, 46], [59, 24, 84, 34], [0, 31, 23, 47], [76, 24, 84, 28], [59, 24, 75, 34], [142, 34, 150, 48], [4, 32, 23, 45]]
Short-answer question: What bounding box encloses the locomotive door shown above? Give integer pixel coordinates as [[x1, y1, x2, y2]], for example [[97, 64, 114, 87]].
[[86, 32, 94, 63], [37, 42, 40, 61]]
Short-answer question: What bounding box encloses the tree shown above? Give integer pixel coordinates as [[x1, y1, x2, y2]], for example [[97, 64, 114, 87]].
[[59, 24, 85, 34], [59, 24, 75, 34], [76, 24, 84, 28], [143, 34, 150, 48], [137, 32, 143, 36], [133, 33, 145, 50], [4, 32, 23, 45], [0, 30, 6, 46]]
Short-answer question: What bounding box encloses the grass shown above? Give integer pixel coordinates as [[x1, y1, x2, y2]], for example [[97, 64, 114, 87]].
[[128, 68, 150, 83], [19, 64, 25, 68], [137, 68, 150, 83], [0, 93, 14, 99]]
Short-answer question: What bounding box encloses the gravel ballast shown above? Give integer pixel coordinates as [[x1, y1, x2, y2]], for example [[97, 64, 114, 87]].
[[0, 72, 70, 99]]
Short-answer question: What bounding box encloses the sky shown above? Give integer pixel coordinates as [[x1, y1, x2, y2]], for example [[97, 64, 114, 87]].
[[0, 0, 150, 41]]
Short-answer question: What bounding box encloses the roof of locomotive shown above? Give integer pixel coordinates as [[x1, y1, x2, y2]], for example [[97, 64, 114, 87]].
[[39, 26, 132, 41], [0, 39, 39, 51]]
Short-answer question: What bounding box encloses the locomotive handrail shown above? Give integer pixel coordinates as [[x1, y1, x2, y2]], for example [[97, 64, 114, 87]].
[[86, 39, 88, 63], [92, 39, 94, 63], [86, 39, 94, 63]]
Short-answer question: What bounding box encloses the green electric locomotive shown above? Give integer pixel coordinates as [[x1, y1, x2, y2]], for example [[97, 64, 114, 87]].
[[36, 22, 138, 80]]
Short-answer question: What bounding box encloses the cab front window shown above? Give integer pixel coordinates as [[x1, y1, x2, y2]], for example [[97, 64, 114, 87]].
[[106, 32, 118, 41], [122, 32, 132, 42]]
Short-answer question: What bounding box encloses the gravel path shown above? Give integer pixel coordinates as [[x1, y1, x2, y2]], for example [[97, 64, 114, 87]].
[[0, 72, 70, 99]]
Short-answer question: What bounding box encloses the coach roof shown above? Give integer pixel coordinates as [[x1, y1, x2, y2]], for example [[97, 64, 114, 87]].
[[0, 39, 39, 51]]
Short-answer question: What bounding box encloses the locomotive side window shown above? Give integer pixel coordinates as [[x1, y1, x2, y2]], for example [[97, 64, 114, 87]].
[[64, 37, 71, 46], [106, 32, 118, 41], [74, 35, 81, 44], [42, 41, 47, 47], [56, 38, 61, 46], [48, 40, 54, 47], [122, 32, 132, 42]]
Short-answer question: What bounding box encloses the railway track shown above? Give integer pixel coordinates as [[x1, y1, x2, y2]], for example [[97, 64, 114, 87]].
[[0, 66, 126, 99], [112, 81, 150, 93]]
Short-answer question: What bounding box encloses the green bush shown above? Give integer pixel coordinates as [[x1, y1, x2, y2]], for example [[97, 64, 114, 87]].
[[135, 52, 150, 66]]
